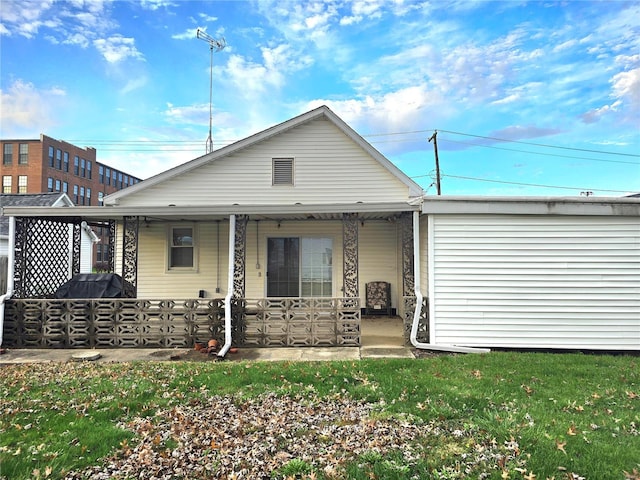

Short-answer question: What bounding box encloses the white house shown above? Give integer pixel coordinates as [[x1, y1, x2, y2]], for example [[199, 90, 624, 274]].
[[1, 107, 638, 352]]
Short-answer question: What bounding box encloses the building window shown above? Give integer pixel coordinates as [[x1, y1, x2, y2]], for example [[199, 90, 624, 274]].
[[272, 158, 294, 186], [48, 146, 54, 167], [63, 152, 69, 172], [80, 186, 85, 205], [19, 143, 28, 164], [266, 237, 332, 297], [55, 179, 61, 191], [98, 191, 104, 206], [62, 181, 68, 193], [47, 177, 54, 192], [81, 158, 86, 177], [168, 226, 196, 269], [2, 176, 11, 193], [87, 160, 92, 179], [18, 175, 27, 193], [99, 165, 104, 183], [73, 185, 78, 204], [86, 187, 91, 205], [124, 175, 129, 187], [74, 156, 79, 175], [112, 170, 117, 187], [3, 143, 12, 165], [56, 150, 62, 169], [105, 168, 111, 186]]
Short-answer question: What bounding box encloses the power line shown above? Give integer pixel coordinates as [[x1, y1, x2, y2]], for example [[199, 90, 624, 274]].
[[436, 129, 640, 158], [411, 172, 634, 194], [437, 137, 640, 165]]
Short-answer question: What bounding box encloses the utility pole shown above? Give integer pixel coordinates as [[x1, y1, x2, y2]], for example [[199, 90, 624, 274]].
[[196, 29, 226, 154], [428, 130, 441, 195]]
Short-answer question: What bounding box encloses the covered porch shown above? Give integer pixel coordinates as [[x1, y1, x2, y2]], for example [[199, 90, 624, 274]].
[[1, 203, 429, 350]]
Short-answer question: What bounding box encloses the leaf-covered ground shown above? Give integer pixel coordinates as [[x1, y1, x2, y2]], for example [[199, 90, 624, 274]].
[[1, 352, 639, 479]]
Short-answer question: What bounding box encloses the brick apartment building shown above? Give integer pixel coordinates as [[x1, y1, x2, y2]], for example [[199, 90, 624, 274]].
[[1, 134, 143, 270]]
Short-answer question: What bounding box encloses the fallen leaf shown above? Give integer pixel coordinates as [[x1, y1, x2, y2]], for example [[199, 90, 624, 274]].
[[522, 384, 534, 395], [471, 369, 482, 378], [567, 424, 578, 436], [555, 439, 567, 454], [626, 391, 638, 400], [524, 472, 536, 480], [623, 469, 640, 480]]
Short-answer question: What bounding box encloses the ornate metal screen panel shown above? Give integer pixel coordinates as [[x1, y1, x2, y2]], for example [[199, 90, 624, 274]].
[[12, 217, 81, 298], [400, 212, 415, 297], [342, 213, 359, 298], [108, 220, 116, 272], [233, 215, 248, 297], [403, 296, 428, 345], [122, 216, 139, 298], [241, 297, 360, 347], [3, 298, 225, 348]]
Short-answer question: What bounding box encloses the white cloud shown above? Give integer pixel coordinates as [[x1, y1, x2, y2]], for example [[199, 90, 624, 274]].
[[0, 79, 66, 135], [93, 35, 143, 63], [172, 27, 199, 40], [611, 67, 640, 110], [164, 102, 209, 125], [224, 44, 313, 98]]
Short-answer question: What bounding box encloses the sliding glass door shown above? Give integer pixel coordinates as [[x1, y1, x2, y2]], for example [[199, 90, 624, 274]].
[[267, 237, 332, 297]]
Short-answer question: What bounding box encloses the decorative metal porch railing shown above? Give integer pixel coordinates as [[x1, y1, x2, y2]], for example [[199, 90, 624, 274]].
[[403, 296, 429, 344], [2, 297, 360, 348]]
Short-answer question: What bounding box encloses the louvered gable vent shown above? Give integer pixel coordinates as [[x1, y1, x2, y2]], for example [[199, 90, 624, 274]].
[[272, 158, 294, 186]]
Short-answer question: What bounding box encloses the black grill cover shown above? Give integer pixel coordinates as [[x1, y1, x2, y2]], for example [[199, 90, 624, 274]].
[[54, 273, 125, 299]]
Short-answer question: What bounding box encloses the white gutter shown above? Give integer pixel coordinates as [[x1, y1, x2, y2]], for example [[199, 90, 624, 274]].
[[218, 214, 236, 358], [0, 216, 16, 346], [409, 211, 489, 354]]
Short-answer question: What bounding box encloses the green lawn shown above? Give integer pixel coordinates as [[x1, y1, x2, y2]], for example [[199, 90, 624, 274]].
[[1, 352, 638, 479]]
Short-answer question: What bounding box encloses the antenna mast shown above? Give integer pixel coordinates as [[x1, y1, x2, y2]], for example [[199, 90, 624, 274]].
[[196, 28, 226, 154]]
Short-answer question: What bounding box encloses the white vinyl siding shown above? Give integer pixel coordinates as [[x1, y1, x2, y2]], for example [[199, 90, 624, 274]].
[[429, 215, 640, 350], [115, 118, 413, 206], [130, 218, 402, 306], [359, 220, 400, 311]]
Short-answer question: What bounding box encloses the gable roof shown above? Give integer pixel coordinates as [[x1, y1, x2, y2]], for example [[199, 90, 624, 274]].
[[104, 105, 423, 205], [0, 193, 73, 237]]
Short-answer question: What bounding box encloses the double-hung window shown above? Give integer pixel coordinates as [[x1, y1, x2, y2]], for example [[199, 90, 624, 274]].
[[17, 175, 27, 193], [169, 226, 196, 269], [267, 237, 332, 297], [19, 144, 28, 164], [3, 144, 12, 165]]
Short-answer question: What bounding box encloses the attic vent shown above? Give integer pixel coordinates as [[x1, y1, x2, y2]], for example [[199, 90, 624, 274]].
[[272, 158, 294, 186]]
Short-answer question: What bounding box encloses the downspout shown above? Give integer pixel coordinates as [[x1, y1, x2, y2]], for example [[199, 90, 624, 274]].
[[218, 214, 236, 358], [0, 216, 16, 347], [410, 211, 489, 354]]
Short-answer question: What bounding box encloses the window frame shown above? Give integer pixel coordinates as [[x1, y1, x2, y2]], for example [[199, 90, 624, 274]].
[[3, 143, 13, 165], [167, 224, 198, 272], [17, 175, 27, 193], [18, 143, 28, 164], [2, 175, 12, 193]]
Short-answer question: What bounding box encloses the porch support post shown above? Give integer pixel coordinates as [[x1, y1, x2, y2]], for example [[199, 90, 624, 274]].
[[12, 217, 28, 298], [342, 213, 359, 298], [71, 222, 81, 277], [400, 212, 415, 297], [108, 220, 116, 273], [233, 215, 249, 297], [122, 216, 139, 298]]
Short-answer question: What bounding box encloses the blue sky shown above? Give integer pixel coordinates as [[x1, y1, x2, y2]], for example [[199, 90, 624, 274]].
[[1, 0, 638, 196]]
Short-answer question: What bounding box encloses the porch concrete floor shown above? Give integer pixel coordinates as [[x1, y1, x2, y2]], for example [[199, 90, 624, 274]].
[[0, 316, 414, 364]]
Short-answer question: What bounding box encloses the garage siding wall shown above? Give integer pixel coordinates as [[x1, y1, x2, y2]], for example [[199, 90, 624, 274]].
[[429, 215, 640, 350]]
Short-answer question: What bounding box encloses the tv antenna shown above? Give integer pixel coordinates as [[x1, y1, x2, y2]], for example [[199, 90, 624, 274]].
[[196, 28, 226, 154]]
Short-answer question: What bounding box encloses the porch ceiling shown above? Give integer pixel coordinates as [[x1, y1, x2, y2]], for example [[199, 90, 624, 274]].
[[2, 201, 420, 223]]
